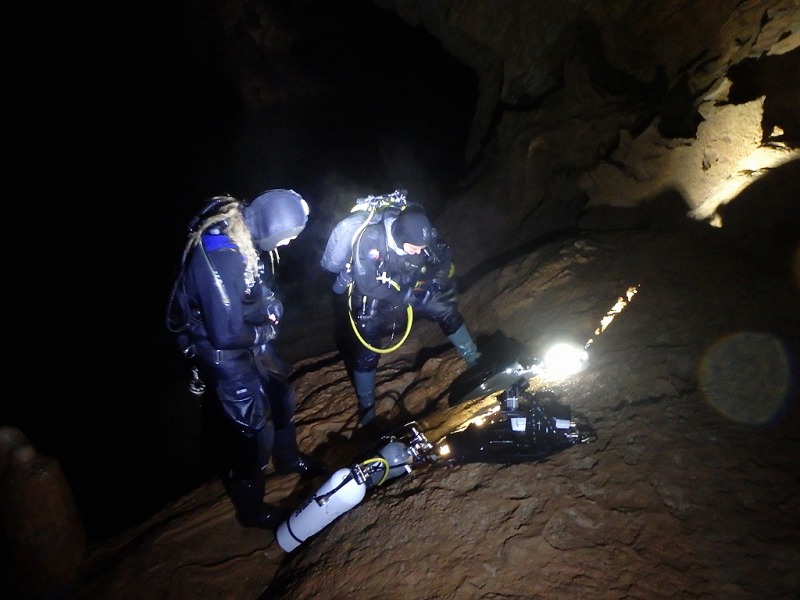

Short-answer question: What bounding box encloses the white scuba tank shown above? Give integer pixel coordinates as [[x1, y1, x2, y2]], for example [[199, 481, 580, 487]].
[[276, 467, 367, 552]]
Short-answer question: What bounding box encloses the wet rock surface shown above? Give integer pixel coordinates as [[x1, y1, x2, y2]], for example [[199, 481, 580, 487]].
[[5, 1, 798, 598], [62, 225, 799, 599]]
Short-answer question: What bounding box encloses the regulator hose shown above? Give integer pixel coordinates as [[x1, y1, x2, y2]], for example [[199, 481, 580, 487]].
[[359, 456, 391, 487], [347, 282, 413, 354]]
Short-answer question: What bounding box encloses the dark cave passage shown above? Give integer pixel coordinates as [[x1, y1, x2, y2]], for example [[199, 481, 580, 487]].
[[41, 0, 480, 543]]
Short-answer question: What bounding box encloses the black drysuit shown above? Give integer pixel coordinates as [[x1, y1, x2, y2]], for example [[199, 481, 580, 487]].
[[179, 229, 301, 481], [350, 216, 464, 372]]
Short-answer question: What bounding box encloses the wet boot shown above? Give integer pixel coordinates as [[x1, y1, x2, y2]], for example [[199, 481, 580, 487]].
[[353, 369, 376, 427], [272, 426, 328, 479], [448, 324, 481, 367], [226, 474, 285, 530]]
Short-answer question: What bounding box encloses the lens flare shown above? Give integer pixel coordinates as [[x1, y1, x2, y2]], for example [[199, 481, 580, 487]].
[[699, 331, 793, 425]]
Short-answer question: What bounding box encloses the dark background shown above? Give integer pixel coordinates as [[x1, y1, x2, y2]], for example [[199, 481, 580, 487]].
[[15, 0, 478, 542]]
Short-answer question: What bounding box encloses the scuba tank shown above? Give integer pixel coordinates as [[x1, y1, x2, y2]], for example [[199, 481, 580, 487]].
[[276, 467, 368, 553], [276, 423, 434, 552]]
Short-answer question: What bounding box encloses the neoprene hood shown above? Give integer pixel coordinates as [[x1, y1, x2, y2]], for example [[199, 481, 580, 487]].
[[244, 189, 309, 251], [392, 209, 432, 247]]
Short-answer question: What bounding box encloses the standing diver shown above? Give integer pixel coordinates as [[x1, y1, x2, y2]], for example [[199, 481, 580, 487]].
[[343, 201, 480, 427], [167, 189, 327, 530]]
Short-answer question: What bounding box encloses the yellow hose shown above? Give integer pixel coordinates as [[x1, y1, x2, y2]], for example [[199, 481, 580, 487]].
[[344, 204, 413, 354], [347, 281, 413, 354], [359, 456, 392, 487]]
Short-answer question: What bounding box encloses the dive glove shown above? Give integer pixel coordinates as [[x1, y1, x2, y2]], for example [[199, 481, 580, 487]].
[[397, 286, 417, 307], [423, 288, 458, 312], [254, 323, 278, 345], [261, 293, 283, 324], [431, 276, 456, 294]]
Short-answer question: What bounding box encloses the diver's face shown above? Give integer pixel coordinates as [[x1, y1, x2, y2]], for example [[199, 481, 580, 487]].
[[403, 242, 427, 255], [275, 235, 298, 248]]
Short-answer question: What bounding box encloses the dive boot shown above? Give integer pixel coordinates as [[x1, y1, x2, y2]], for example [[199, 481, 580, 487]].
[[448, 324, 481, 367], [226, 475, 285, 530]]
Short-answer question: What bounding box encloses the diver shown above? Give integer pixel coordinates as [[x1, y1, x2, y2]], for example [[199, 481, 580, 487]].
[[343, 202, 480, 428], [166, 189, 327, 530]]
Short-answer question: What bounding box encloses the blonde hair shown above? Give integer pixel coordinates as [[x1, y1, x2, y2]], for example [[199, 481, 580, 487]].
[[185, 196, 268, 289]]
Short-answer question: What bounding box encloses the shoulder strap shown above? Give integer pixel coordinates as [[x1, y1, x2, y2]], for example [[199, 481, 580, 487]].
[[348, 206, 377, 257], [166, 196, 239, 334]]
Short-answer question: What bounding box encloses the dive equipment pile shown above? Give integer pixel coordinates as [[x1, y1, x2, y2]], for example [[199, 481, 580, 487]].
[[276, 355, 595, 552]]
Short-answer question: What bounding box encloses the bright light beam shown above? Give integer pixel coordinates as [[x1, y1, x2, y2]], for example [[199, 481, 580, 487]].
[[542, 343, 589, 378], [585, 286, 639, 348]]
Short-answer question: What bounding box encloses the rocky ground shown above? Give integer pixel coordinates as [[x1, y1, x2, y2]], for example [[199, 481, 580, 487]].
[[4, 3, 798, 597], [51, 219, 799, 600]]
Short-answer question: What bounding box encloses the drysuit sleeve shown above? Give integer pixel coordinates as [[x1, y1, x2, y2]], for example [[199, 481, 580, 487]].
[[186, 237, 267, 349], [426, 238, 456, 290], [351, 226, 409, 305]]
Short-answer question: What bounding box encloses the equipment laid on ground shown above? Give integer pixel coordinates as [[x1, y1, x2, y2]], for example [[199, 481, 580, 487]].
[[276, 349, 595, 553], [439, 346, 594, 463], [276, 423, 435, 552], [447, 343, 589, 407], [435, 383, 595, 466]]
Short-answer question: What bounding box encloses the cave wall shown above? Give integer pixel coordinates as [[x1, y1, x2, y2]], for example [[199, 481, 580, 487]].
[[173, 1, 798, 271], [372, 0, 799, 270]]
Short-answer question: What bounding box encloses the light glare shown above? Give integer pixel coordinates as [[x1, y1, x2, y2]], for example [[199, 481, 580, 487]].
[[543, 343, 588, 378]]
